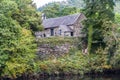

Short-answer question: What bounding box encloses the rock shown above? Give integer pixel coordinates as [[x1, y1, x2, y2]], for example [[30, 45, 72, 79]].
[[37, 43, 75, 59]]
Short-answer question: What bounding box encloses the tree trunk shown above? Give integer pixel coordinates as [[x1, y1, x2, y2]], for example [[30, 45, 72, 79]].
[[88, 25, 93, 54]]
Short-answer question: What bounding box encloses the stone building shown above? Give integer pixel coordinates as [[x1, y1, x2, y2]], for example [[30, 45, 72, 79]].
[[35, 13, 86, 38]]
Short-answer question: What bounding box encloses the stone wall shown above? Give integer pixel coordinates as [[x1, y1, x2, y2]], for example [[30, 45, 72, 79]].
[[36, 37, 77, 59], [37, 43, 75, 59]]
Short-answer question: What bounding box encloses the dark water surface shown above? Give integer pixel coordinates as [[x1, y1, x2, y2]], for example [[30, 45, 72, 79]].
[[10, 74, 120, 80], [38, 75, 120, 80]]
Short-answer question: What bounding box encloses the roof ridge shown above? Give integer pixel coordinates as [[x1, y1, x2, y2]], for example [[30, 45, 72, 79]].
[[44, 13, 80, 20]]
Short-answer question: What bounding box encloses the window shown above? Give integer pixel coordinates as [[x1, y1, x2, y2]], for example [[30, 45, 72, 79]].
[[50, 28, 54, 36], [59, 29, 62, 35], [71, 32, 74, 36]]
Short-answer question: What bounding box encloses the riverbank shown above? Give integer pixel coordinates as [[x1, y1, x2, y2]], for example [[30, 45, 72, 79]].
[[1, 69, 120, 80], [1, 50, 120, 80], [1, 37, 120, 79]]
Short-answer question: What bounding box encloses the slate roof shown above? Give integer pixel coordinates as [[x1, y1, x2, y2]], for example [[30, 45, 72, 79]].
[[42, 13, 82, 29]]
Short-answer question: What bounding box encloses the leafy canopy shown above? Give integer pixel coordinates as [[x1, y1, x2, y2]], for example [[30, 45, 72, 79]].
[[0, 0, 40, 78], [83, 0, 115, 53], [40, 2, 80, 18]]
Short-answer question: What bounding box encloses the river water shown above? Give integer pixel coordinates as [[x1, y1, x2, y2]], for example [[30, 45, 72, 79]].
[[38, 74, 120, 80]]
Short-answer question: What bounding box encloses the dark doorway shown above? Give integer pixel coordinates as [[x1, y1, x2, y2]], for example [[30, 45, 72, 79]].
[[50, 28, 54, 36], [43, 34, 46, 37], [71, 32, 74, 36]]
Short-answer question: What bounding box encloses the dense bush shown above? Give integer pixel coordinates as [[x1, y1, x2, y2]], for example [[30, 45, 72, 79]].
[[0, 14, 37, 78], [37, 37, 76, 46], [0, 0, 39, 78], [37, 49, 111, 75], [109, 13, 120, 69]]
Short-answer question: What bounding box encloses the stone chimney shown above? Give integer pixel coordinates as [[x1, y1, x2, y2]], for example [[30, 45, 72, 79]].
[[42, 13, 46, 20]]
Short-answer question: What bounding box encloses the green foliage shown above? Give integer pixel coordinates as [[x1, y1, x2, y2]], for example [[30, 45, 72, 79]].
[[115, 13, 120, 43], [0, 0, 43, 32], [41, 2, 80, 18], [37, 50, 111, 75], [115, 13, 120, 26], [0, 0, 18, 16], [38, 37, 75, 46], [82, 0, 120, 69], [0, 0, 39, 78], [38, 1, 67, 11], [1, 29, 37, 78], [0, 14, 22, 76], [11, 0, 43, 31], [111, 53, 120, 68], [115, 13, 120, 36], [83, 0, 115, 53], [87, 25, 93, 54], [67, 0, 85, 8], [110, 13, 120, 68], [38, 51, 89, 74], [91, 48, 111, 71], [60, 6, 79, 16], [0, 0, 120, 78], [42, 3, 60, 18]]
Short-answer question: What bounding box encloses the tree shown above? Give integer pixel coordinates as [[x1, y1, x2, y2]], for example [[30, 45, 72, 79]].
[[11, 0, 43, 31], [0, 0, 40, 78], [60, 6, 79, 16], [42, 2, 80, 18], [38, 1, 67, 11], [110, 13, 120, 67], [83, 0, 115, 54], [42, 3, 60, 18], [67, 0, 85, 8]]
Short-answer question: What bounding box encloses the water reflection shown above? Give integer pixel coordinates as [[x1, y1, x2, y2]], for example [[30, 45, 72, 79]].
[[39, 75, 120, 80]]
